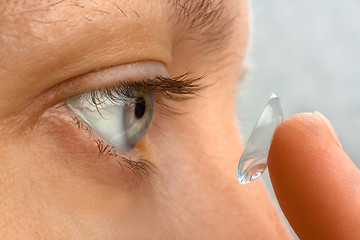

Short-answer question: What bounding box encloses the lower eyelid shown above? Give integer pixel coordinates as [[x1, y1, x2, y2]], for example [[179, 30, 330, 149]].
[[40, 104, 156, 181]]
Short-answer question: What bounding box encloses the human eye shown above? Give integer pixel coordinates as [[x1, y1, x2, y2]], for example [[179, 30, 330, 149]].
[[66, 82, 155, 153], [60, 61, 204, 176]]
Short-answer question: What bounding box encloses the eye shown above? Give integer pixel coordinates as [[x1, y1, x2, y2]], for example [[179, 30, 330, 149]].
[[67, 86, 155, 153]]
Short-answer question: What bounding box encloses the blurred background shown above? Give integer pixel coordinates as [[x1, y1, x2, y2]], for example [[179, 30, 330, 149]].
[[236, 0, 360, 238]]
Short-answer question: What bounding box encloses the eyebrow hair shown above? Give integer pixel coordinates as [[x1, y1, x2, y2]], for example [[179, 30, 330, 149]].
[[168, 0, 235, 55]]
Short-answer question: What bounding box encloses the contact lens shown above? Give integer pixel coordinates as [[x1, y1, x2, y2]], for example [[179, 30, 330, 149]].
[[238, 93, 284, 184]]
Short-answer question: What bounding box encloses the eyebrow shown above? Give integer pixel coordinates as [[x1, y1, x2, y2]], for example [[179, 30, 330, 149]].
[[168, 0, 234, 55]]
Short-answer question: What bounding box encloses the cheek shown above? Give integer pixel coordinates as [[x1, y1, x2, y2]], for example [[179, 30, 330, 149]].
[[11, 117, 167, 238], [12, 104, 159, 212]]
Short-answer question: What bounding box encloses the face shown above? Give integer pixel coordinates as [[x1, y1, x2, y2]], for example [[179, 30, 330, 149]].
[[0, 0, 290, 239]]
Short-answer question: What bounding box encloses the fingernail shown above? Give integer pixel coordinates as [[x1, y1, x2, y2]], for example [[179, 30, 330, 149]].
[[313, 111, 343, 149]]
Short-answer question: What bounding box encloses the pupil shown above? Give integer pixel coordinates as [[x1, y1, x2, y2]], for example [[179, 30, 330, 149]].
[[134, 97, 146, 119]]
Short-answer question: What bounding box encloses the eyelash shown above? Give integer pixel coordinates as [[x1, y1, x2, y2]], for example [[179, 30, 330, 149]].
[[66, 73, 205, 178], [65, 73, 205, 115]]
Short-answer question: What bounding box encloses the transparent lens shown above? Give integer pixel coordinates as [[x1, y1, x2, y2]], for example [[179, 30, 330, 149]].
[[238, 93, 284, 184]]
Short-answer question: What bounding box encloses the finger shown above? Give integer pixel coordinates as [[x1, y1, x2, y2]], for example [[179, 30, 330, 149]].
[[268, 112, 360, 239]]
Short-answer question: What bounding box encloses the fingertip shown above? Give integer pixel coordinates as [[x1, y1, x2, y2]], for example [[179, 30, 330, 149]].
[[268, 112, 340, 181], [268, 112, 360, 239], [269, 112, 345, 176]]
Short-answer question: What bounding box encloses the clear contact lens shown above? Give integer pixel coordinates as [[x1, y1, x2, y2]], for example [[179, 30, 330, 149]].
[[238, 93, 284, 184]]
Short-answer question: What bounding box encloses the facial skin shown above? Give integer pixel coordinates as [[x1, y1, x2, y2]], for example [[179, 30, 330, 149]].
[[0, 0, 292, 239]]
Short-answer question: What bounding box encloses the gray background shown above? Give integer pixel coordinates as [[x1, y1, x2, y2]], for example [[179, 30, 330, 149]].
[[236, 0, 360, 238]]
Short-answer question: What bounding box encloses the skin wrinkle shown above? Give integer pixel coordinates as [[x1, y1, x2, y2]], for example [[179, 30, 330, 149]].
[[23, 16, 68, 24]]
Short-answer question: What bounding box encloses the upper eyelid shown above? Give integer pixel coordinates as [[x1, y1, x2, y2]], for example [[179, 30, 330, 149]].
[[35, 61, 169, 109], [54, 61, 169, 98], [71, 61, 169, 87]]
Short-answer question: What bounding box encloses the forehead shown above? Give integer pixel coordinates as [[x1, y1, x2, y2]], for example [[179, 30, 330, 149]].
[[1, 0, 226, 26], [1, 0, 230, 53], [0, 0, 233, 72]]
